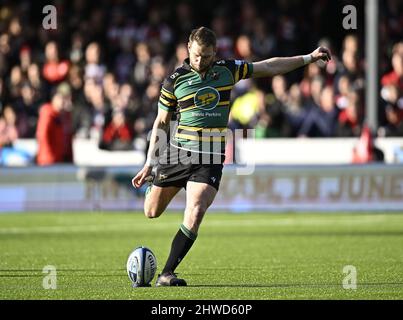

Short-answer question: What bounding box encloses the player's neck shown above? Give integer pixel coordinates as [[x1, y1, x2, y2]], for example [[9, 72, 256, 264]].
[[199, 71, 208, 79], [190, 62, 211, 79]]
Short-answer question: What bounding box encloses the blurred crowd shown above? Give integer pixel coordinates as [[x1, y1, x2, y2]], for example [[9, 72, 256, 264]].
[[0, 0, 402, 165]]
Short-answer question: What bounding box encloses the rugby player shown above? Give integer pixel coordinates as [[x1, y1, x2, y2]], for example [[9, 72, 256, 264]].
[[132, 27, 331, 286]]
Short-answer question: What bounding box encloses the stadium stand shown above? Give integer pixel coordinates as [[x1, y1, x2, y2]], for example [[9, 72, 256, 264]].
[[0, 0, 402, 167]]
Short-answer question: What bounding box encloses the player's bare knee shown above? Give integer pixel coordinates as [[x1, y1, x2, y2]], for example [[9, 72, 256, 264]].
[[144, 206, 162, 219], [144, 210, 158, 219]]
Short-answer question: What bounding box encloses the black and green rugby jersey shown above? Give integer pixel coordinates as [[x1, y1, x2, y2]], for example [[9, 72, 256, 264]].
[[158, 58, 253, 154]]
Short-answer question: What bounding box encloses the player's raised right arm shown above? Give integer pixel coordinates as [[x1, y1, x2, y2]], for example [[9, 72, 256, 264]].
[[132, 108, 173, 188]]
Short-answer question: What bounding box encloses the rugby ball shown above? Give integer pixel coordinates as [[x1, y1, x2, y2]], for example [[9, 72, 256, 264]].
[[126, 246, 157, 287]]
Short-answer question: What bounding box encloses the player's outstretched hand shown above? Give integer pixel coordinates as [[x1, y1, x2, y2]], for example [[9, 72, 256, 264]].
[[310, 47, 331, 63], [132, 165, 152, 188]]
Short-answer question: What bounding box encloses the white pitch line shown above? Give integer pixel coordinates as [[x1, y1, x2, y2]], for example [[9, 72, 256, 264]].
[[0, 215, 392, 235]]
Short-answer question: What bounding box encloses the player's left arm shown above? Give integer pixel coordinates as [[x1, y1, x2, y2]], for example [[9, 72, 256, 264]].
[[251, 47, 331, 78]]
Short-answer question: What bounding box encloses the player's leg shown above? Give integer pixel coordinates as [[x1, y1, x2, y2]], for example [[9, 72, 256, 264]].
[[156, 181, 218, 286], [144, 185, 181, 218], [143, 159, 187, 218], [182, 181, 217, 234]]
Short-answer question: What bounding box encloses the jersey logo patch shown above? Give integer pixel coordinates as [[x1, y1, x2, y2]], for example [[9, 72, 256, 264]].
[[170, 72, 180, 80], [194, 87, 220, 111]]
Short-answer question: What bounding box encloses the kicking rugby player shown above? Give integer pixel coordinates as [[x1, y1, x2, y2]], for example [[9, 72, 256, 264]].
[[132, 27, 331, 286]]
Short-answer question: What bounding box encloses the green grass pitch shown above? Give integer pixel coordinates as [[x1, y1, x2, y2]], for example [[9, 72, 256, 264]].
[[1, 211, 403, 300]]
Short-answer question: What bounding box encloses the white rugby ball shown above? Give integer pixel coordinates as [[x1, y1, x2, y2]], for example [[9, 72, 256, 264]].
[[126, 246, 157, 287]]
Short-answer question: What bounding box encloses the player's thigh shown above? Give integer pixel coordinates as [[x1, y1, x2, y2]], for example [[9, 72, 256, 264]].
[[144, 185, 181, 217], [184, 181, 217, 226]]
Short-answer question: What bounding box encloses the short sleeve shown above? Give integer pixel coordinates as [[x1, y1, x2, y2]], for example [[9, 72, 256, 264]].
[[216, 59, 254, 84], [158, 78, 177, 112]]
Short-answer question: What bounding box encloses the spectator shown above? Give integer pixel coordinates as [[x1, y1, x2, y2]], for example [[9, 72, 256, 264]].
[[238, 0, 258, 35], [7, 17, 24, 62], [259, 75, 291, 137], [300, 62, 323, 99], [285, 83, 308, 137], [232, 34, 256, 97], [133, 81, 161, 141], [69, 65, 91, 137], [228, 83, 265, 132], [84, 42, 106, 85], [36, 83, 73, 165], [107, 7, 137, 49], [100, 110, 133, 151], [277, 14, 299, 57], [251, 18, 277, 59], [174, 1, 195, 37], [0, 105, 31, 165], [383, 105, 403, 137], [335, 75, 351, 110], [132, 42, 151, 92], [13, 83, 40, 138], [306, 75, 325, 110], [0, 105, 18, 148], [114, 37, 135, 84], [166, 43, 188, 75], [19, 45, 31, 73], [211, 15, 233, 59], [0, 33, 11, 77], [42, 41, 70, 84], [103, 73, 119, 103], [234, 34, 255, 61], [298, 86, 339, 137], [69, 32, 85, 65], [7, 65, 23, 102], [336, 89, 363, 137], [343, 34, 359, 55], [118, 83, 140, 119], [149, 56, 166, 84], [27, 63, 45, 100], [379, 84, 403, 137], [381, 42, 403, 91], [334, 35, 364, 93], [85, 81, 110, 140], [138, 7, 173, 56]]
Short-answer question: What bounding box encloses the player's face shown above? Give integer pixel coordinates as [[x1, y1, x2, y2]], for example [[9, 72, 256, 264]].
[[188, 41, 216, 73]]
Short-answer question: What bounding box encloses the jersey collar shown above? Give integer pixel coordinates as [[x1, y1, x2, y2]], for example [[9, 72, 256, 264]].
[[182, 58, 192, 70], [182, 58, 216, 79]]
